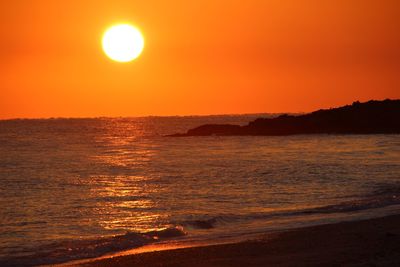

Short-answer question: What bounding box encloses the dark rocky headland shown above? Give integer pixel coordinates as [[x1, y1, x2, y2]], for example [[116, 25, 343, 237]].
[[168, 99, 400, 136]]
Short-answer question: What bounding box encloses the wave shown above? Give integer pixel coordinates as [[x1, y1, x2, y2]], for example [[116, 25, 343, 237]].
[[174, 184, 400, 230], [0, 227, 186, 267], [179, 218, 219, 229], [301, 185, 400, 215], [3, 184, 400, 267]]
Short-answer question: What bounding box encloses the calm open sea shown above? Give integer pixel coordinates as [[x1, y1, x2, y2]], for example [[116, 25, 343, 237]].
[[0, 115, 399, 266]]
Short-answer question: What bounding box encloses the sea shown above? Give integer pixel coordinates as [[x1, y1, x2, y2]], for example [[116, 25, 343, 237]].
[[0, 115, 399, 266]]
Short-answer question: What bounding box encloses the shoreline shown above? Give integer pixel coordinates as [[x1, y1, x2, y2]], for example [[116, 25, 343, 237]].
[[63, 213, 400, 267]]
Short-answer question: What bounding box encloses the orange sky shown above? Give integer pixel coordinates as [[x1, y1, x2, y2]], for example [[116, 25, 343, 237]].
[[1, 0, 399, 119]]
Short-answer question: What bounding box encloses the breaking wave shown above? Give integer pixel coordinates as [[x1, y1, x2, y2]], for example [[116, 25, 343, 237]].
[[174, 184, 400, 230], [0, 227, 186, 267], [3, 185, 400, 267]]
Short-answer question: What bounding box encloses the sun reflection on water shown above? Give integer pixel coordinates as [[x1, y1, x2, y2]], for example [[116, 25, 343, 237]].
[[87, 175, 167, 232], [82, 119, 171, 233]]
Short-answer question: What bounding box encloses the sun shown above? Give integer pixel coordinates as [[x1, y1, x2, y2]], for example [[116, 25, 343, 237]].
[[102, 24, 144, 62]]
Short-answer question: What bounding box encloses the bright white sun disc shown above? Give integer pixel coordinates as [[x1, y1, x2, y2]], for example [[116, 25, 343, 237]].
[[102, 24, 144, 62]]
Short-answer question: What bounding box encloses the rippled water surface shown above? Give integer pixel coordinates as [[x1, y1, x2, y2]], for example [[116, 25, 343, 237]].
[[0, 116, 399, 266]]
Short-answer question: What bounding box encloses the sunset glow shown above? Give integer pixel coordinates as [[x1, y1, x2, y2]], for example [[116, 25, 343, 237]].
[[1, 1, 399, 266], [0, 1, 399, 119]]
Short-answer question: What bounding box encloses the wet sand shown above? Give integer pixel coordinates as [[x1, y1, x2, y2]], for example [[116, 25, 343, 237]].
[[71, 214, 400, 267]]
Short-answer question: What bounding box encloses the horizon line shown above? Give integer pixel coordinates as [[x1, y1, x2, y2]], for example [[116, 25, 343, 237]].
[[1, 98, 397, 121], [0, 111, 295, 122]]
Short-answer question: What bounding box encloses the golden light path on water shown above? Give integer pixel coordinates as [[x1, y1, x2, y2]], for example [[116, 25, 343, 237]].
[[83, 119, 400, 237], [1, 116, 400, 267], [89, 175, 164, 232], [87, 120, 167, 232]]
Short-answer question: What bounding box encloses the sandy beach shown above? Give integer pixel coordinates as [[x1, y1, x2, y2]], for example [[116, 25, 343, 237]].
[[62, 214, 400, 267]]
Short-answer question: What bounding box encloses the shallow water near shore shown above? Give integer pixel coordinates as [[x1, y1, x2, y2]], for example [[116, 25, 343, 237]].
[[0, 115, 399, 266]]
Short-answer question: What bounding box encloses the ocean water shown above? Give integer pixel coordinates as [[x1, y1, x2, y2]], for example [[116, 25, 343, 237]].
[[0, 116, 399, 266]]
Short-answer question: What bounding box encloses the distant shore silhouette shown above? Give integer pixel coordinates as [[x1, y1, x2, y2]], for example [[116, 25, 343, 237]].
[[169, 99, 400, 136]]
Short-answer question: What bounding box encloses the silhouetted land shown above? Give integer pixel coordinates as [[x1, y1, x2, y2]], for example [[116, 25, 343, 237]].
[[169, 99, 400, 136]]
